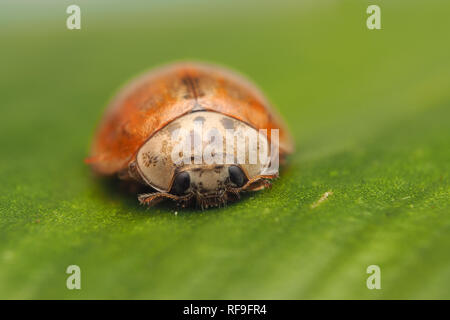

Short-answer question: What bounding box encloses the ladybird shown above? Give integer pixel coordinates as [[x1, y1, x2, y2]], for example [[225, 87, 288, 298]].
[[86, 62, 294, 208]]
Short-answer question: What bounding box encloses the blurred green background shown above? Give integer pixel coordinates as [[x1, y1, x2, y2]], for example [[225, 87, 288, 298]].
[[0, 0, 449, 299]]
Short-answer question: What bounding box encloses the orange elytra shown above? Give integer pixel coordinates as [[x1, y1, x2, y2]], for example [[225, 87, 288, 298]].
[[86, 62, 294, 208]]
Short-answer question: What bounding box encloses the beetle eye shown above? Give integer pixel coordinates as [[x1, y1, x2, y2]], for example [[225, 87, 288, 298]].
[[171, 172, 190, 195], [228, 165, 246, 187]]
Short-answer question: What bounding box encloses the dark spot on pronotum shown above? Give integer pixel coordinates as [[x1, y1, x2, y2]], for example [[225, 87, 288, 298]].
[[194, 116, 206, 123], [167, 122, 181, 134], [221, 117, 235, 129]]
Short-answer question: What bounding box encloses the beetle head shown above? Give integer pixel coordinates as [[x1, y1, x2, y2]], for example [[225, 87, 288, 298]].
[[169, 164, 248, 208], [137, 164, 273, 209]]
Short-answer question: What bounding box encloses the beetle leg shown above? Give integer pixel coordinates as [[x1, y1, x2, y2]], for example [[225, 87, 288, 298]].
[[138, 192, 178, 207], [138, 192, 194, 207], [138, 193, 165, 206], [242, 177, 272, 192]]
